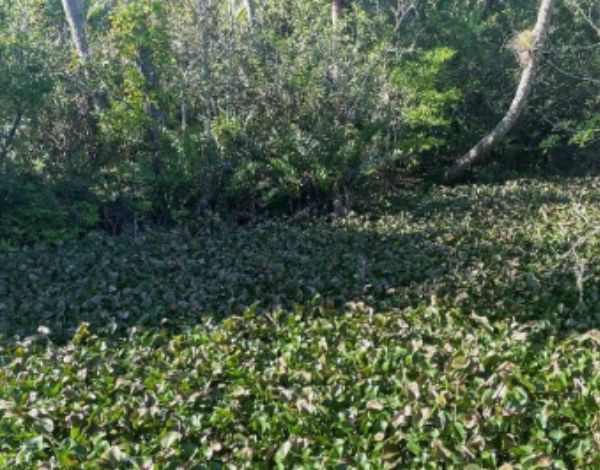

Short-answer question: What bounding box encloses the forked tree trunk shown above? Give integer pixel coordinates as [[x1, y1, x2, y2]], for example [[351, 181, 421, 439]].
[[445, 0, 555, 182], [332, 0, 343, 27], [61, 0, 90, 63], [395, 3, 416, 33]]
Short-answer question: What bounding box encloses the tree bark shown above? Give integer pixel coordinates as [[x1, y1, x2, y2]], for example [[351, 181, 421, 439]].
[[138, 42, 165, 178], [60, 0, 90, 63], [395, 3, 416, 33], [445, 0, 555, 182], [202, 23, 213, 142], [244, 0, 256, 27], [0, 110, 22, 164], [61, 0, 109, 114], [481, 0, 494, 14], [138, 41, 173, 223], [332, 0, 343, 28]]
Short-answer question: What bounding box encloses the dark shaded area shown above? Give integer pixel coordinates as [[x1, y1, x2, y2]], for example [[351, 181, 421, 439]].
[[1, 178, 599, 344]]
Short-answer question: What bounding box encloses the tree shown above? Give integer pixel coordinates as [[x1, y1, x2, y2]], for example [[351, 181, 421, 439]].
[[332, 0, 343, 27], [244, 0, 256, 26], [445, 0, 555, 182], [60, 0, 90, 63]]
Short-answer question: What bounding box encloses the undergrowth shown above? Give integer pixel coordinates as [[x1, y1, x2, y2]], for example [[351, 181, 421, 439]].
[[2, 178, 600, 468]]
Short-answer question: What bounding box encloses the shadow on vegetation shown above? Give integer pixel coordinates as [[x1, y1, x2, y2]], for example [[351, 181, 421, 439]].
[[2, 178, 600, 344]]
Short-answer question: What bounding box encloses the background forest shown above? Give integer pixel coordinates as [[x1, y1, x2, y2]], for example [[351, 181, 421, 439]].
[[1, 0, 598, 245]]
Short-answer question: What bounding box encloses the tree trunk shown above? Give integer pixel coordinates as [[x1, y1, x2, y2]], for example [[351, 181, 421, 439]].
[[137, 34, 172, 224], [61, 0, 110, 164], [445, 0, 555, 182], [0, 110, 22, 165], [60, 0, 90, 63], [395, 3, 416, 33], [332, 0, 343, 28], [244, 0, 256, 26], [202, 24, 213, 142], [138, 43, 165, 178], [481, 0, 494, 14]]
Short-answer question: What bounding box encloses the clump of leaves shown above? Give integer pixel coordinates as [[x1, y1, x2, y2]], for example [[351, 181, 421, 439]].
[[1, 304, 600, 468]]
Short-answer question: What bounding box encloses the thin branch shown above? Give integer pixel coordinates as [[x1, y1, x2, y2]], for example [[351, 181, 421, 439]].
[[543, 57, 600, 84], [565, 0, 600, 38], [395, 3, 416, 33]]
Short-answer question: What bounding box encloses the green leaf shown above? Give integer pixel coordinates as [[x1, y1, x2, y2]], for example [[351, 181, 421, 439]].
[[161, 431, 182, 449]]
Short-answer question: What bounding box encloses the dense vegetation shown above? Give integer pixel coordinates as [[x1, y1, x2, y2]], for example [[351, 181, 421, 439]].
[[3, 179, 600, 467], [1, 0, 599, 244], [2, 0, 600, 467]]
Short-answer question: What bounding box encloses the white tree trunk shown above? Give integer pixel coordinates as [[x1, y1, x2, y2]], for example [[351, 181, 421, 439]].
[[445, 0, 555, 182], [61, 0, 90, 62], [244, 0, 256, 26], [332, 0, 343, 28]]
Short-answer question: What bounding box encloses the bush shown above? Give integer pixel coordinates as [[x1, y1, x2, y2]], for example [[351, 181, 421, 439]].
[[0, 172, 98, 248]]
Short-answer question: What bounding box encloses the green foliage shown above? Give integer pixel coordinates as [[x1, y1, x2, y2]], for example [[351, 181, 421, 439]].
[[1, 0, 600, 463], [3, 304, 600, 468], [570, 114, 600, 148], [2, 179, 600, 466], [0, 172, 98, 247], [0, 36, 51, 115], [391, 47, 461, 156], [1, 0, 599, 234]]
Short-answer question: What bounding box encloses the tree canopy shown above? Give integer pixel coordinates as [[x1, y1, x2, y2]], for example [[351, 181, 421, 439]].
[[0, 0, 598, 240]]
